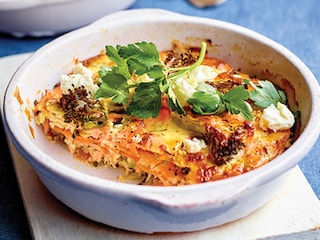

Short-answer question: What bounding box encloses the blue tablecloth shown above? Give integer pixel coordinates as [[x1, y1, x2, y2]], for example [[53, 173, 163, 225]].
[[0, 0, 319, 239]]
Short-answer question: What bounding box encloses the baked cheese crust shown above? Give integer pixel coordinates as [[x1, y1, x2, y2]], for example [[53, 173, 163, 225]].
[[34, 43, 292, 186]]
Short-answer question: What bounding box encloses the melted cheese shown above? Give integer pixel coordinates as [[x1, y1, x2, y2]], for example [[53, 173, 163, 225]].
[[33, 44, 294, 186]]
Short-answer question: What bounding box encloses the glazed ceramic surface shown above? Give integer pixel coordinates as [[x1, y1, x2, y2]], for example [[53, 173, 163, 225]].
[[0, 0, 136, 37], [3, 9, 320, 233]]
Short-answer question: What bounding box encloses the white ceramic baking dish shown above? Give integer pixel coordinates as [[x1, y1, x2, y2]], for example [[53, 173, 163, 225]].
[[3, 9, 320, 233], [0, 0, 136, 37]]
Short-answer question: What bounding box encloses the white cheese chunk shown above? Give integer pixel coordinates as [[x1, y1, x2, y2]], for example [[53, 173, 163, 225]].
[[184, 137, 207, 153], [185, 65, 218, 87], [60, 63, 98, 96], [172, 65, 219, 106], [171, 77, 196, 106], [259, 102, 295, 131]]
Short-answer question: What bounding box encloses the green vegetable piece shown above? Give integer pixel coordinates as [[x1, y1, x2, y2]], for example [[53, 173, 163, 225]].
[[245, 79, 286, 108], [143, 65, 164, 80], [222, 85, 253, 120], [167, 87, 186, 115], [97, 41, 209, 118], [94, 73, 129, 104], [118, 42, 163, 77], [126, 81, 162, 118], [223, 85, 249, 101], [96, 41, 289, 121], [105, 45, 131, 79], [98, 66, 111, 79], [187, 83, 222, 115], [188, 91, 221, 115]]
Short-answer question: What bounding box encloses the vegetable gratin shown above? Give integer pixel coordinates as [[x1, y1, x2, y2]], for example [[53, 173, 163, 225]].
[[34, 40, 295, 186]]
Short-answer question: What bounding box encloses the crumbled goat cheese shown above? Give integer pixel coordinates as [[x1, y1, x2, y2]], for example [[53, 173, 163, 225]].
[[184, 137, 207, 153], [186, 65, 218, 87], [60, 63, 98, 96], [259, 102, 295, 131], [171, 77, 196, 106], [172, 65, 219, 106]]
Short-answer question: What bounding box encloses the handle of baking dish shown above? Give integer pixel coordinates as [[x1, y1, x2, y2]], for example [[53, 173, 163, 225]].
[[130, 179, 256, 214], [131, 163, 293, 214]]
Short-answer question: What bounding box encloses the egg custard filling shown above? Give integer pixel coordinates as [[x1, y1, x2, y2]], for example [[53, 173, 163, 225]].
[[33, 41, 295, 186]]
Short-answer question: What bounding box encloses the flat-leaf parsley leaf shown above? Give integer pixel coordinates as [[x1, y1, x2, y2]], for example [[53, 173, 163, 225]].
[[126, 81, 162, 118], [94, 41, 289, 121], [94, 73, 130, 104], [244, 79, 286, 108], [187, 83, 222, 115], [94, 41, 208, 118], [222, 85, 253, 120]]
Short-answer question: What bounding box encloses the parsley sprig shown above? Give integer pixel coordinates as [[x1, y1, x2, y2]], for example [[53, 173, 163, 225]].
[[95, 41, 206, 118], [94, 41, 289, 121], [187, 82, 253, 120], [244, 79, 286, 108]]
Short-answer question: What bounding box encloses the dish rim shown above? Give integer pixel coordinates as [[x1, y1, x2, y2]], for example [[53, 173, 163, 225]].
[[3, 9, 320, 208]]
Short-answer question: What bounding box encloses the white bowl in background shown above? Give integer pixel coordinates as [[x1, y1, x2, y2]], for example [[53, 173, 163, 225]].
[[0, 0, 136, 37], [3, 9, 320, 233]]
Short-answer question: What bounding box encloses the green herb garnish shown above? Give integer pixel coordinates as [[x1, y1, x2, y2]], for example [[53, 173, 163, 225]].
[[125, 81, 162, 118], [188, 83, 253, 120], [95, 41, 206, 118], [222, 85, 253, 120], [187, 82, 223, 115], [244, 79, 286, 108], [96, 73, 130, 104], [94, 41, 288, 121]]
